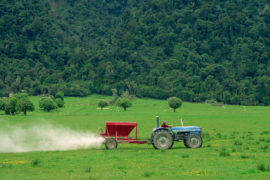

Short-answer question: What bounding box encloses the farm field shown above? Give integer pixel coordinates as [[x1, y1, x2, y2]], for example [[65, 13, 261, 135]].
[[0, 95, 270, 179]]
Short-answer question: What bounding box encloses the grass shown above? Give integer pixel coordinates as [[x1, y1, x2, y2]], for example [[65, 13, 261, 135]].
[[0, 94, 270, 179]]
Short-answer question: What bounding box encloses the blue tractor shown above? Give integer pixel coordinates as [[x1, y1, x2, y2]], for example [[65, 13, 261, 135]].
[[151, 117, 203, 150]]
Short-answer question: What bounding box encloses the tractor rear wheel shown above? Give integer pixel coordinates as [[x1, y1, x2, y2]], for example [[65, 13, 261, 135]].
[[105, 138, 118, 150], [151, 130, 173, 150], [184, 134, 202, 148]]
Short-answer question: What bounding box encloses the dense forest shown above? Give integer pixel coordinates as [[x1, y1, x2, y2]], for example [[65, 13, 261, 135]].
[[1, 0, 270, 105]]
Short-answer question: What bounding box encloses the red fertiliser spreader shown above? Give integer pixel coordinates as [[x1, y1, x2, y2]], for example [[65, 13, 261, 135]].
[[98, 122, 147, 149]]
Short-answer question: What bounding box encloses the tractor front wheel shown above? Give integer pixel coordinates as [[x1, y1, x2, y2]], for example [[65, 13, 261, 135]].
[[105, 138, 118, 150], [184, 134, 202, 148], [151, 130, 173, 150]]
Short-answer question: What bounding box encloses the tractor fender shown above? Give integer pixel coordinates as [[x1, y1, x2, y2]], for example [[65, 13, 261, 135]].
[[153, 127, 171, 133]]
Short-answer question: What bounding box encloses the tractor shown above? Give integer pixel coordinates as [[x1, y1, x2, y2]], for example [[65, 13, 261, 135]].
[[98, 116, 203, 150], [151, 117, 203, 150]]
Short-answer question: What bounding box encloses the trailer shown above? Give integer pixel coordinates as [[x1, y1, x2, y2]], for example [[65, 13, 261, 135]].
[[98, 122, 147, 149]]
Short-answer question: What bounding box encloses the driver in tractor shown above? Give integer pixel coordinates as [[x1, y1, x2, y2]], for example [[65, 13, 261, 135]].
[[161, 120, 172, 128]]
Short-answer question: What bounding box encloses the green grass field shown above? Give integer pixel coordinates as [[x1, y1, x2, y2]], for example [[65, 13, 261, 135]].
[[0, 95, 270, 179]]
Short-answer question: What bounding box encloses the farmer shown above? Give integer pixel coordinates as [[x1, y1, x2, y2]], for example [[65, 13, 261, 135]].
[[161, 120, 172, 128]]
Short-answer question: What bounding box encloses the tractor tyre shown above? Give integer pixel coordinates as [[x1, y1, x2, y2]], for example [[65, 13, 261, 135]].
[[151, 130, 173, 150], [184, 134, 202, 148], [105, 138, 118, 150]]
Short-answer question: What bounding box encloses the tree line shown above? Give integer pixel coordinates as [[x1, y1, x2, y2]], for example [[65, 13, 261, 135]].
[[1, 0, 270, 105], [0, 92, 65, 115]]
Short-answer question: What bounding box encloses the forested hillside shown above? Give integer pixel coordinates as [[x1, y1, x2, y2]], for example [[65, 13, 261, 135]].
[[1, 0, 270, 105]]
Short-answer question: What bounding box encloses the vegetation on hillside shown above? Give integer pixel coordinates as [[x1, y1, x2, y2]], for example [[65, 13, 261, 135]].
[[1, 0, 270, 105]]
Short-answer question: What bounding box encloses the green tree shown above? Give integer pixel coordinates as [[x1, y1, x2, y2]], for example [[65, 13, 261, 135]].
[[8, 97, 18, 115], [98, 100, 109, 110], [16, 98, 35, 115], [116, 98, 132, 111], [14, 93, 28, 100], [110, 88, 118, 104], [0, 98, 6, 112], [55, 91, 64, 100], [39, 97, 57, 112], [55, 98, 64, 108], [168, 97, 182, 112]]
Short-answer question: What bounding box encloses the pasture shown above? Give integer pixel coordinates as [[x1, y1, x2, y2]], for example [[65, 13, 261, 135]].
[[0, 95, 270, 179]]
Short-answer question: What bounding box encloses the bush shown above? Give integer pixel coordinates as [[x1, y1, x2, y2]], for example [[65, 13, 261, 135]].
[[55, 98, 64, 108], [55, 91, 64, 100], [39, 97, 57, 112], [116, 98, 132, 111], [16, 97, 35, 115], [14, 93, 28, 100], [98, 100, 108, 110], [168, 97, 182, 112], [0, 98, 6, 111], [63, 85, 90, 97], [7, 97, 17, 115]]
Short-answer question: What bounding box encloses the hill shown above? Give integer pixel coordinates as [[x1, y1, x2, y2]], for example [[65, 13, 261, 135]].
[[1, 0, 270, 105]]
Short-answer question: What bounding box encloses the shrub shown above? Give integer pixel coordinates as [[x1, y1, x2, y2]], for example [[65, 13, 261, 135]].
[[39, 97, 57, 112], [16, 97, 35, 115], [0, 98, 6, 111], [7, 97, 17, 115], [98, 100, 108, 110], [63, 85, 90, 97], [55, 98, 64, 108], [109, 88, 119, 105], [116, 98, 132, 111], [14, 93, 28, 100], [168, 97, 182, 112], [55, 91, 64, 100]]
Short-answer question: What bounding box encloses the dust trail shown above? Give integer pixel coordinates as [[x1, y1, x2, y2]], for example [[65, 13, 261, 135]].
[[0, 124, 104, 153]]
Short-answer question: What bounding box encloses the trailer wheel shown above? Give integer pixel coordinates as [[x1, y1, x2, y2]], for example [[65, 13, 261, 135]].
[[184, 134, 202, 148], [151, 130, 173, 150], [105, 138, 118, 150]]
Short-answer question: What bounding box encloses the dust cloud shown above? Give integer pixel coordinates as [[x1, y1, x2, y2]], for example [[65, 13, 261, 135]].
[[0, 124, 104, 153]]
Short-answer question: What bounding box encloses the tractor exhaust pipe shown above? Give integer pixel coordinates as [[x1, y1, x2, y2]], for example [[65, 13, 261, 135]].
[[156, 116, 159, 128]]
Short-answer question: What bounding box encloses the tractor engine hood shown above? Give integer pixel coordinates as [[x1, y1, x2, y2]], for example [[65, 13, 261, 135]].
[[171, 126, 201, 133]]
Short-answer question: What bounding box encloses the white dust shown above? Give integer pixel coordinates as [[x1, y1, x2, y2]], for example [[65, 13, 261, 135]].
[[0, 124, 104, 153]]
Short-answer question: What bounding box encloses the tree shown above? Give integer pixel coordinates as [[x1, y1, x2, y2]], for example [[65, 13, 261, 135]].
[[0, 98, 7, 112], [8, 97, 18, 115], [39, 97, 57, 112], [168, 97, 182, 112], [98, 100, 109, 110], [55, 98, 64, 108], [110, 88, 118, 104], [116, 98, 132, 111], [14, 93, 28, 100], [16, 98, 35, 115], [55, 91, 64, 100]]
